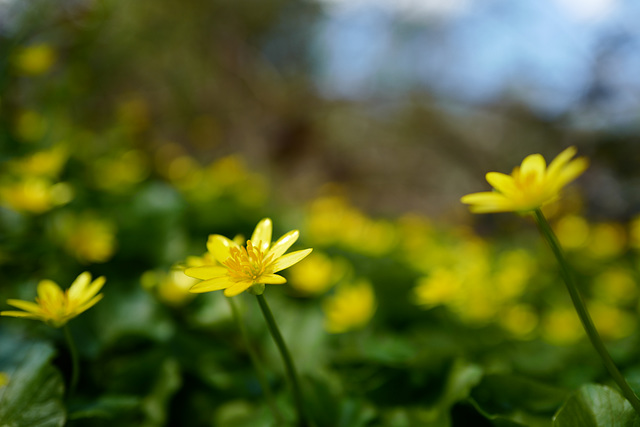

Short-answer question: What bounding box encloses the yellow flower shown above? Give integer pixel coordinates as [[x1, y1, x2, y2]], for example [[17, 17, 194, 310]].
[[461, 146, 588, 213], [0, 372, 8, 388], [413, 268, 462, 309], [13, 44, 57, 76], [288, 252, 349, 296], [56, 214, 117, 263], [0, 178, 73, 214], [322, 279, 376, 333], [541, 306, 583, 345], [1, 272, 105, 328], [185, 218, 312, 297], [9, 145, 68, 178], [142, 253, 218, 306]]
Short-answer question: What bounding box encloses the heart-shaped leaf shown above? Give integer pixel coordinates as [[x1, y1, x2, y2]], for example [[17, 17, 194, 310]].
[[553, 384, 640, 427], [0, 338, 66, 427]]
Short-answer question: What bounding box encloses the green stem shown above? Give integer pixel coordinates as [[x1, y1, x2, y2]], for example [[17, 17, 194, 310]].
[[534, 209, 640, 415], [256, 293, 308, 427], [63, 324, 79, 396], [227, 297, 284, 425]]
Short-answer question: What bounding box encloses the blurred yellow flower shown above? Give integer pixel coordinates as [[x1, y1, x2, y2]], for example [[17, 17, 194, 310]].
[[592, 268, 637, 305], [586, 223, 627, 259], [58, 214, 117, 263], [93, 150, 150, 192], [306, 194, 396, 255], [555, 214, 590, 249], [494, 249, 534, 299], [142, 268, 199, 307], [541, 307, 583, 345], [184, 251, 219, 268], [323, 279, 376, 333], [499, 304, 538, 338], [0, 178, 73, 213], [414, 268, 461, 309], [589, 302, 636, 340], [0, 372, 7, 388], [13, 44, 57, 76], [9, 145, 68, 178], [461, 146, 588, 213], [143, 252, 219, 306], [288, 252, 348, 296], [1, 272, 105, 328], [185, 218, 312, 297]]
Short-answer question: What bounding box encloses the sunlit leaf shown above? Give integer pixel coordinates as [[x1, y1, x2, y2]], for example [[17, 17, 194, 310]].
[[553, 384, 640, 427], [0, 339, 65, 427]]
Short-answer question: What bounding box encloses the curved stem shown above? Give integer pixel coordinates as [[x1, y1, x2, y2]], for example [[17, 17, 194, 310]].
[[227, 297, 284, 425], [256, 294, 309, 427], [534, 209, 640, 415], [63, 324, 79, 396]]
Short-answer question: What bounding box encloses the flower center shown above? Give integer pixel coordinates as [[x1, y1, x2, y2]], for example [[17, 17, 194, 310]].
[[223, 240, 273, 282]]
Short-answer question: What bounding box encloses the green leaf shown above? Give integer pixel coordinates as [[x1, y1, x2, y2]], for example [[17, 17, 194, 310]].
[[213, 400, 285, 427], [471, 373, 569, 415], [301, 374, 376, 427], [0, 339, 66, 427], [68, 395, 141, 420], [418, 359, 484, 427], [553, 384, 640, 427], [467, 373, 570, 427]]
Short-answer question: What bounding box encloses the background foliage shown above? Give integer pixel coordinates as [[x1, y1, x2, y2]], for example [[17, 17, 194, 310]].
[[2, 0, 640, 425]]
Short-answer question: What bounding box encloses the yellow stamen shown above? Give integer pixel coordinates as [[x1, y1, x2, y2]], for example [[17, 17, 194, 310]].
[[223, 240, 274, 282]]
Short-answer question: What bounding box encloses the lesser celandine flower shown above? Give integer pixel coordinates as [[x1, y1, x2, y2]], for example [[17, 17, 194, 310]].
[[141, 251, 218, 307], [323, 279, 376, 334], [13, 44, 57, 76], [461, 146, 640, 415], [1, 272, 105, 328], [461, 146, 588, 213], [57, 214, 117, 263], [9, 145, 68, 178], [187, 218, 312, 426], [288, 252, 348, 296], [185, 218, 312, 297], [0, 178, 73, 214], [2, 272, 105, 394]]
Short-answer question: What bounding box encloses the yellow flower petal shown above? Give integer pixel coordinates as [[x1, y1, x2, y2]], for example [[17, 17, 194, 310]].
[[553, 157, 589, 190], [461, 147, 588, 214], [547, 146, 577, 178], [73, 294, 104, 316], [485, 172, 517, 196], [190, 276, 234, 293], [37, 280, 64, 305], [67, 272, 93, 302], [271, 248, 313, 273], [520, 153, 546, 178], [267, 230, 299, 260], [82, 276, 106, 302], [5, 299, 43, 314], [184, 266, 227, 280], [224, 281, 254, 297], [0, 311, 42, 319], [460, 192, 512, 213], [207, 235, 237, 264], [260, 274, 287, 284], [251, 218, 272, 253]]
